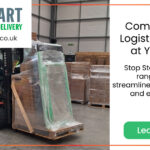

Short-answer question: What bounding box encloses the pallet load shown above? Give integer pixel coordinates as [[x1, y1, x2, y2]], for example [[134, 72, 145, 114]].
[[88, 65, 110, 107], [11, 41, 83, 140], [76, 52, 110, 65], [66, 62, 90, 104]]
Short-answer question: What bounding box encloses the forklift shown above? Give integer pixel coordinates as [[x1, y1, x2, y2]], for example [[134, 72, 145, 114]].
[[0, 48, 24, 129]]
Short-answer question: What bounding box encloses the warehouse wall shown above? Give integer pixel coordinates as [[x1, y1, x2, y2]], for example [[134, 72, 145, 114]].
[[32, 0, 52, 42], [56, 0, 110, 55]]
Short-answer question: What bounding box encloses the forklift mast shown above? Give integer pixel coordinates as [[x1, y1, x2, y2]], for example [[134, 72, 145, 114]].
[[0, 49, 23, 128], [1, 49, 12, 126]]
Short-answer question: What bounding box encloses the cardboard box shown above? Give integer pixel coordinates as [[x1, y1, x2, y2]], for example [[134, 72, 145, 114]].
[[32, 32, 37, 41], [89, 65, 110, 105], [97, 56, 107, 65], [105, 56, 110, 65], [76, 52, 110, 65], [70, 78, 86, 102], [66, 62, 90, 104], [89, 89, 106, 104], [76, 55, 97, 65]]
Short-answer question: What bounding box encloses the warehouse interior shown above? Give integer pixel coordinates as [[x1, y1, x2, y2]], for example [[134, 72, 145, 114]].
[[0, 0, 110, 150], [32, 0, 110, 54]]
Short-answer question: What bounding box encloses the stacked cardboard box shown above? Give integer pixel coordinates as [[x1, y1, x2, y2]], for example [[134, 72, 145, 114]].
[[70, 77, 86, 103], [12, 58, 46, 130], [89, 65, 110, 106], [105, 56, 110, 65], [76, 52, 110, 65], [32, 32, 37, 41], [65, 62, 72, 88], [66, 62, 90, 104]]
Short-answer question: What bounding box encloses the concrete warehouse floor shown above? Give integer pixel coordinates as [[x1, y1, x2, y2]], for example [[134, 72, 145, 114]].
[[0, 103, 109, 150]]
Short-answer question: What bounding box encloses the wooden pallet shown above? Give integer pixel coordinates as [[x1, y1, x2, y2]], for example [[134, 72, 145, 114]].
[[88, 102, 110, 108], [11, 80, 84, 140], [13, 123, 84, 140]]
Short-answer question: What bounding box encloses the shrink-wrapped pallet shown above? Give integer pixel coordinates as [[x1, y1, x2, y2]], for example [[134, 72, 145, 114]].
[[89, 65, 110, 106], [12, 41, 83, 140], [66, 62, 90, 104]]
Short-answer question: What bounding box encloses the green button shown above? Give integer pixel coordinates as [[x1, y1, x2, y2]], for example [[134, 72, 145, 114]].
[[124, 122, 150, 139]]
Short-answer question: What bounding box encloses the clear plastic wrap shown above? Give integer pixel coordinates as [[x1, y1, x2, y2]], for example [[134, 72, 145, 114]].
[[12, 42, 83, 139], [12, 53, 46, 132], [89, 65, 110, 105], [66, 62, 90, 104], [90, 65, 110, 75], [38, 50, 79, 131]]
